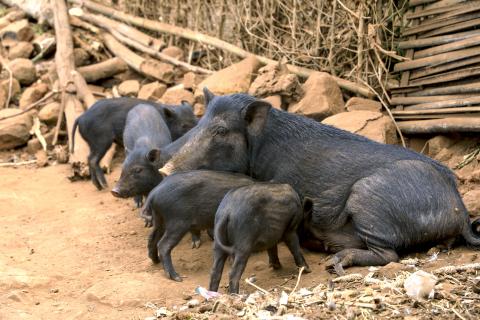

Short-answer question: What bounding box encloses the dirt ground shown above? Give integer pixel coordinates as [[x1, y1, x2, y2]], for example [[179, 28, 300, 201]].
[[1, 162, 479, 319]]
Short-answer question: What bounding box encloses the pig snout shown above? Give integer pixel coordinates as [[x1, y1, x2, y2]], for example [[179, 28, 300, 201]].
[[111, 186, 127, 198]]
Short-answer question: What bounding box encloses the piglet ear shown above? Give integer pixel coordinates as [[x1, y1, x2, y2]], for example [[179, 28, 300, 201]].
[[180, 100, 192, 108], [163, 107, 174, 119], [146, 149, 161, 163], [203, 87, 215, 106], [243, 100, 271, 136]]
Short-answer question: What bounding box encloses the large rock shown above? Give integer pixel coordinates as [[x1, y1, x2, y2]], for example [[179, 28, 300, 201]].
[[118, 80, 140, 97], [288, 72, 344, 121], [161, 46, 184, 61], [322, 111, 398, 144], [38, 101, 60, 125], [248, 63, 301, 104], [8, 58, 37, 86], [19, 82, 49, 109], [0, 109, 33, 150], [159, 85, 194, 105], [182, 72, 203, 90], [194, 56, 261, 102], [463, 189, 480, 216], [345, 97, 382, 112], [262, 95, 282, 109], [137, 81, 166, 100], [8, 41, 34, 60]]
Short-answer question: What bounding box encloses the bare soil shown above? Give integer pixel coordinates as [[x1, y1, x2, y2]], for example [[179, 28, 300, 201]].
[[0, 163, 479, 319]]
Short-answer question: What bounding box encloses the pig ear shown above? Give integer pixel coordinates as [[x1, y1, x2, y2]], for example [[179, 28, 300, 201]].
[[146, 149, 161, 163], [243, 100, 271, 136], [203, 87, 215, 106], [181, 100, 192, 107]]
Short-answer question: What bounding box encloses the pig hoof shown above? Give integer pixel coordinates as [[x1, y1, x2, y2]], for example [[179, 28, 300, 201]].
[[270, 262, 282, 270], [144, 219, 153, 228], [325, 256, 345, 276], [192, 240, 202, 249], [302, 266, 312, 273], [149, 256, 160, 264], [171, 275, 183, 282]]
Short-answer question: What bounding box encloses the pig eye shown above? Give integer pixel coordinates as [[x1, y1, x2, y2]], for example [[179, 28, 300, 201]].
[[213, 126, 227, 136], [134, 167, 143, 174]]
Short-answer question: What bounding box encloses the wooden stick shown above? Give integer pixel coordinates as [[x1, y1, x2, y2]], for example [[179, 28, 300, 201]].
[[409, 0, 436, 7], [403, 12, 480, 37], [404, 96, 480, 110], [394, 47, 480, 72], [409, 55, 480, 80], [102, 32, 174, 83], [394, 113, 480, 120], [422, 17, 480, 38], [110, 29, 212, 75], [390, 95, 475, 106], [69, 0, 374, 97], [52, 0, 96, 177], [398, 30, 480, 49], [394, 106, 480, 115], [415, 35, 480, 59], [406, 81, 480, 96], [77, 57, 128, 82], [398, 118, 480, 134], [409, 66, 480, 86], [405, 0, 468, 19]]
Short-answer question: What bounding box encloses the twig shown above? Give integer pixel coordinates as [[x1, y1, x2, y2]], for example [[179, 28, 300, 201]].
[[359, 80, 406, 148], [452, 308, 467, 320], [0, 91, 57, 122], [30, 117, 47, 151], [288, 266, 304, 299], [245, 278, 269, 295], [0, 160, 37, 167]]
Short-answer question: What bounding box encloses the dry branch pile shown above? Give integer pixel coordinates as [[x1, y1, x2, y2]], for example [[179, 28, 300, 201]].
[[391, 0, 480, 134]]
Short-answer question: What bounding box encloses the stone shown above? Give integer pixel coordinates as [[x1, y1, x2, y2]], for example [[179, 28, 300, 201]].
[[38, 101, 60, 125], [182, 72, 202, 90], [8, 41, 34, 59], [262, 95, 282, 109], [118, 80, 140, 97], [426, 135, 456, 158], [248, 63, 301, 103], [137, 81, 167, 100], [463, 189, 480, 216], [159, 85, 195, 105], [322, 111, 398, 144], [288, 72, 344, 121], [1, 78, 21, 99], [345, 97, 382, 112], [53, 145, 69, 164], [195, 56, 262, 103], [8, 58, 37, 86], [0, 19, 34, 42], [19, 82, 49, 109], [161, 46, 184, 61], [145, 60, 175, 84], [193, 103, 205, 117], [73, 48, 90, 67], [0, 108, 33, 150], [35, 149, 48, 167]]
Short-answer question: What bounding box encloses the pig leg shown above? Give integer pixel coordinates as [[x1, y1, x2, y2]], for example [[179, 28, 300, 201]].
[[134, 195, 143, 208], [284, 232, 311, 273], [267, 246, 282, 269], [228, 252, 250, 294], [325, 247, 398, 272], [87, 140, 111, 190], [191, 230, 202, 249], [157, 225, 189, 282], [209, 246, 229, 292], [147, 225, 164, 264]]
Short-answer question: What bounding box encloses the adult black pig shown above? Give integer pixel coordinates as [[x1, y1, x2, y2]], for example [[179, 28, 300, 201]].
[[159, 89, 480, 271], [71, 97, 196, 190], [144, 170, 255, 281], [210, 183, 311, 294]]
